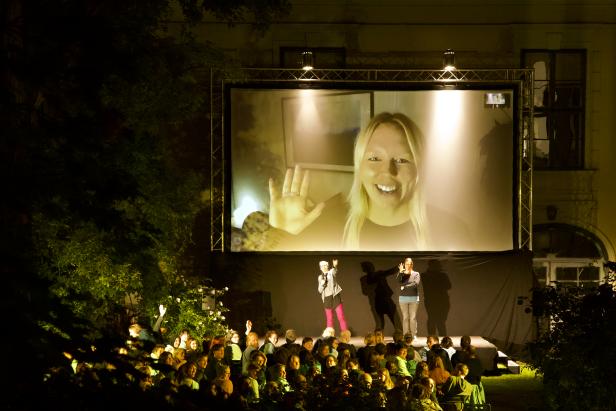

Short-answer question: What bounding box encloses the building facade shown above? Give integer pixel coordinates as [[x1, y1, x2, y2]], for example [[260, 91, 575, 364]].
[[197, 0, 616, 287]]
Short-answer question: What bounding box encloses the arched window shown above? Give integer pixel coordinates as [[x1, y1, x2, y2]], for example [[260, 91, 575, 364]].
[[532, 223, 608, 288]]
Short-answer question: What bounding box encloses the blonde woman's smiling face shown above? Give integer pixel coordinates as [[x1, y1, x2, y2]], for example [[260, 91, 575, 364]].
[[359, 123, 418, 224]]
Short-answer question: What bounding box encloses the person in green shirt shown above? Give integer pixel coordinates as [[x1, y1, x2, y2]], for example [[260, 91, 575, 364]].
[[439, 363, 473, 411]]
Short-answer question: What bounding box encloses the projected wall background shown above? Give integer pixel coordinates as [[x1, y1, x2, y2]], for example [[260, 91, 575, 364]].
[[229, 87, 516, 252]]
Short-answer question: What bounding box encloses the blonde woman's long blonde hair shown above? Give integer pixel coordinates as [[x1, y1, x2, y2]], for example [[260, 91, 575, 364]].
[[343, 112, 427, 250]]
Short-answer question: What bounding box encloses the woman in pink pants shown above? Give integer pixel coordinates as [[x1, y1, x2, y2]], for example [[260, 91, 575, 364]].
[[317, 258, 348, 332]]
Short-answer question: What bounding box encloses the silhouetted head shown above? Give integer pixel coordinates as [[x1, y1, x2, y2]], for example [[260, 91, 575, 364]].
[[427, 259, 443, 271], [360, 261, 375, 273]]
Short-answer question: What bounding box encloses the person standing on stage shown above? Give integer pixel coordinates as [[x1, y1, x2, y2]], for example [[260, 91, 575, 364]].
[[318, 258, 348, 333], [397, 257, 420, 340]]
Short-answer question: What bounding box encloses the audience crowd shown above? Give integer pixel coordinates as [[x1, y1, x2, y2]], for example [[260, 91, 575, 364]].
[[55, 316, 487, 411]]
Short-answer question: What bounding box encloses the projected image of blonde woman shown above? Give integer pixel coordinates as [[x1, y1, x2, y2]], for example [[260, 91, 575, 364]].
[[265, 112, 428, 251], [343, 112, 427, 250]]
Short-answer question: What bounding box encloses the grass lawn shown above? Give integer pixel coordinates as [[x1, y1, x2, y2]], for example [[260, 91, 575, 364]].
[[481, 363, 545, 411]]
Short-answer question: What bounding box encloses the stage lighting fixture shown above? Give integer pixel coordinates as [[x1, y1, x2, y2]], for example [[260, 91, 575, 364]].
[[443, 49, 456, 71], [301, 51, 314, 71]]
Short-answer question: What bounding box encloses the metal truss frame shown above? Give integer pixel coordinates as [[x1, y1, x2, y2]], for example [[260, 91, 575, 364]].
[[209, 68, 534, 252]]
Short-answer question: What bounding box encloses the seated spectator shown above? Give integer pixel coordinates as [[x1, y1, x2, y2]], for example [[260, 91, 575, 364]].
[[440, 336, 456, 359], [463, 346, 484, 385], [439, 364, 473, 411], [428, 356, 451, 386], [404, 333, 423, 362], [416, 375, 439, 404], [150, 344, 166, 360], [269, 363, 291, 392], [313, 327, 335, 355], [278, 329, 302, 357], [213, 363, 234, 398], [338, 347, 352, 370], [176, 361, 200, 390], [173, 347, 187, 370], [385, 341, 398, 361], [177, 329, 190, 349], [244, 363, 261, 402], [426, 335, 453, 372], [298, 349, 317, 376], [260, 329, 278, 361], [385, 359, 399, 384], [359, 371, 373, 391], [346, 357, 362, 383], [376, 367, 395, 390], [374, 328, 385, 345], [305, 363, 322, 384], [451, 336, 472, 368], [223, 330, 243, 378], [291, 373, 309, 392], [366, 343, 387, 374], [128, 322, 157, 347], [327, 336, 340, 358], [300, 336, 314, 355], [201, 336, 213, 356], [409, 383, 443, 411], [249, 350, 268, 389], [414, 361, 430, 382], [286, 354, 301, 383], [242, 331, 260, 375], [315, 341, 331, 370], [337, 329, 357, 358], [392, 329, 404, 344], [154, 351, 177, 384], [324, 354, 338, 371], [185, 337, 201, 362], [357, 332, 376, 370], [388, 375, 411, 410], [193, 352, 208, 384], [261, 381, 283, 407], [135, 364, 154, 391], [406, 353, 419, 377], [271, 344, 290, 368], [127, 304, 167, 350], [204, 343, 226, 381], [393, 342, 413, 377]]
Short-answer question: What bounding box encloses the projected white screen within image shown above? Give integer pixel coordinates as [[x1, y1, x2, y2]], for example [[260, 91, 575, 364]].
[[230, 88, 515, 252]]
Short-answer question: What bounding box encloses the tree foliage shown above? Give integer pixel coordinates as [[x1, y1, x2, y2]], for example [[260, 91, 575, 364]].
[[2, 0, 289, 337], [162, 282, 230, 339], [527, 282, 616, 410], [178, 0, 292, 32]]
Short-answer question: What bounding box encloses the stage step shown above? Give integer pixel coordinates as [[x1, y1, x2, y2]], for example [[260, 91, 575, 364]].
[[495, 350, 520, 374], [507, 359, 520, 374]]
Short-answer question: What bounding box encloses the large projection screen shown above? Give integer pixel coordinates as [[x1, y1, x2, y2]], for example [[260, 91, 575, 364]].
[[229, 86, 517, 252]]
